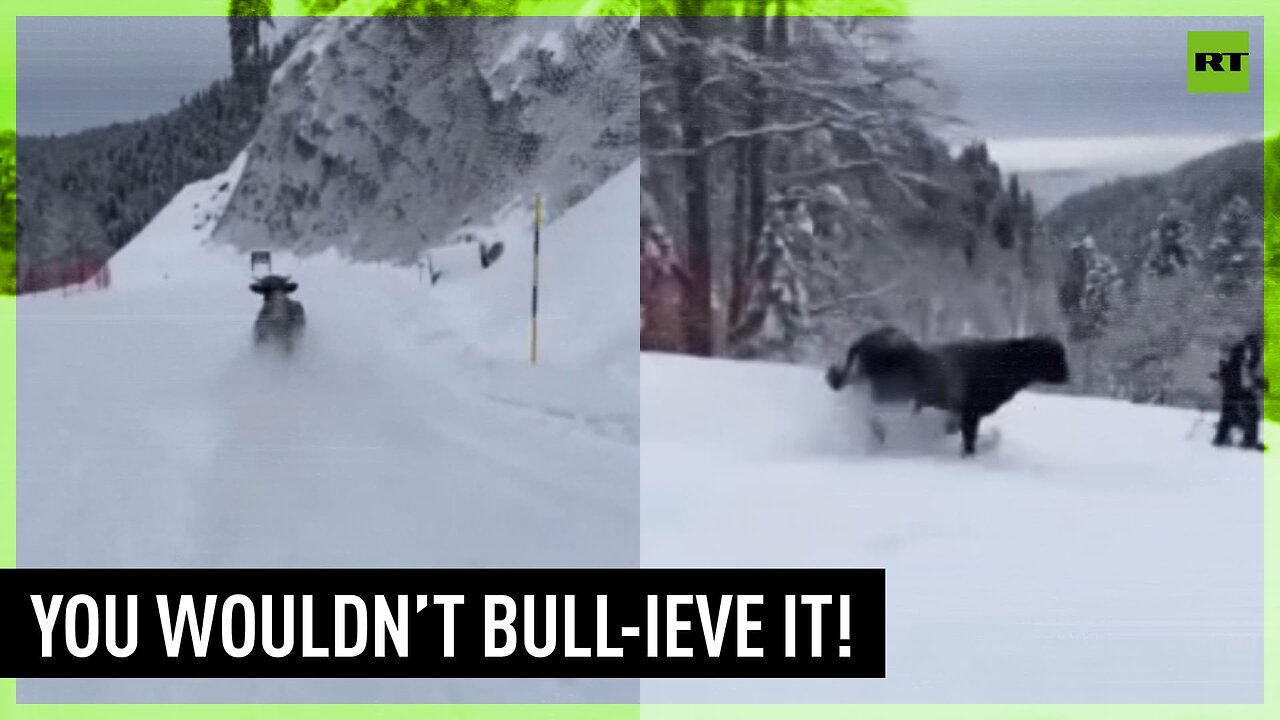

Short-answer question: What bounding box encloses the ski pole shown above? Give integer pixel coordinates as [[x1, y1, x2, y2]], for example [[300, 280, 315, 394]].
[[530, 194, 541, 365], [1187, 406, 1209, 440]]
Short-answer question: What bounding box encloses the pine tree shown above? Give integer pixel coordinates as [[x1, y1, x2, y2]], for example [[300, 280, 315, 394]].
[[1145, 203, 1193, 278], [993, 173, 1020, 250], [730, 190, 811, 360], [1018, 188, 1037, 278], [227, 1, 274, 100], [676, 8, 713, 356], [1061, 235, 1122, 390], [1079, 241, 1122, 339], [1207, 194, 1261, 297], [955, 142, 1003, 264], [643, 8, 928, 356]]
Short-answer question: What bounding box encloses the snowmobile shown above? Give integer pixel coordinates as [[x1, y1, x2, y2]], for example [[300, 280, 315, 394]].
[[250, 250, 273, 279]]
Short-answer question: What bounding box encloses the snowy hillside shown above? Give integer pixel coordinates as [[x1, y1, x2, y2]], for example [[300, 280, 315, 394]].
[[17, 157, 639, 703], [213, 14, 638, 262], [641, 353, 1264, 703]]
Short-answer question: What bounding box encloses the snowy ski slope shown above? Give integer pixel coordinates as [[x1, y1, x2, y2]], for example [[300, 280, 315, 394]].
[[17, 157, 639, 702], [14, 149, 1266, 704], [641, 353, 1265, 703]]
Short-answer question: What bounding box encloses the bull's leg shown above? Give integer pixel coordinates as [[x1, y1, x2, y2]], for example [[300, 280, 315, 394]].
[[868, 417, 887, 446], [825, 364, 847, 391], [944, 412, 960, 435], [959, 411, 980, 457], [1213, 401, 1238, 447]]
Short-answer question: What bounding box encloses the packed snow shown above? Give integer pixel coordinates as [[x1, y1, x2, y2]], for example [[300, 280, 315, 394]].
[[641, 353, 1264, 703], [17, 157, 639, 703]]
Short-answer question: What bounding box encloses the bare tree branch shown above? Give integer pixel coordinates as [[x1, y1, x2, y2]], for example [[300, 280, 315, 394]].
[[650, 115, 891, 158], [810, 278, 904, 315], [774, 160, 929, 212], [774, 159, 887, 184]]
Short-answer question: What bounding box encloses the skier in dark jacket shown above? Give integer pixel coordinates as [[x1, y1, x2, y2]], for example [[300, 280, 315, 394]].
[[1212, 329, 1266, 450]]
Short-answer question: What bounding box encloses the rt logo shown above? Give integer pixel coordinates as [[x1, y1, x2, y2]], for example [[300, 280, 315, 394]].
[[1188, 31, 1250, 93]]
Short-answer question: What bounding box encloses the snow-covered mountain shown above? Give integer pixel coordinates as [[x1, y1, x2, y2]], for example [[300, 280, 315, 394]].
[[18, 153, 639, 702], [641, 353, 1264, 703], [211, 15, 638, 262]]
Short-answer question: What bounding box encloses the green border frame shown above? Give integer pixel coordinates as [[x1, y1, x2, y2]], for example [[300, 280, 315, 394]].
[[0, 0, 1275, 718]]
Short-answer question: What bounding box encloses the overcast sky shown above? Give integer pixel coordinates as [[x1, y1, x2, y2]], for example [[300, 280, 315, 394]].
[[17, 15, 1266, 142], [17, 16, 293, 136], [907, 15, 1264, 141]]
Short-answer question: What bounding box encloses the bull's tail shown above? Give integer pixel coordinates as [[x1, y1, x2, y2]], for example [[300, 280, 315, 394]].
[[826, 339, 864, 391]]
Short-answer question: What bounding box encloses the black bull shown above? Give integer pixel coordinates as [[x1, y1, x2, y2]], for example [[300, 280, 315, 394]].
[[826, 326, 1071, 456], [250, 274, 306, 355]]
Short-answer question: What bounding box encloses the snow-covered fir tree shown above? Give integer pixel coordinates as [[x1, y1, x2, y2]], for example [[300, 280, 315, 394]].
[[642, 10, 931, 355], [1106, 270, 1202, 404], [1080, 240, 1123, 339], [1207, 194, 1262, 298], [1145, 203, 1194, 278], [1059, 235, 1123, 391], [1062, 236, 1121, 342], [730, 189, 812, 360]]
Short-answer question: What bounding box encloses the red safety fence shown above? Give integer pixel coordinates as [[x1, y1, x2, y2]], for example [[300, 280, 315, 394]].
[[16, 257, 111, 295], [640, 226, 691, 354]]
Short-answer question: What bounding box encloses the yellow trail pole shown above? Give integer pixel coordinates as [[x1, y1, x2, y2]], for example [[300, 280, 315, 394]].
[[530, 194, 542, 365]]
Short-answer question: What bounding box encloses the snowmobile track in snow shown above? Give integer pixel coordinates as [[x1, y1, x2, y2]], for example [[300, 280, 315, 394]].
[[483, 394, 638, 445]]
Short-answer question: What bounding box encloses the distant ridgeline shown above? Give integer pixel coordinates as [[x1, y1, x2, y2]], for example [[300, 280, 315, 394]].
[[12, 27, 302, 295], [1044, 140, 1265, 283], [1044, 139, 1267, 407]]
